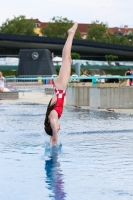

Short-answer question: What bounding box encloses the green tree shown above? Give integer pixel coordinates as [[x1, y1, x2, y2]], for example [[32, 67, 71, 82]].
[[71, 52, 80, 67], [127, 33, 133, 45], [108, 33, 129, 45], [41, 16, 81, 39], [116, 35, 129, 45], [71, 52, 80, 59], [105, 55, 118, 65], [0, 15, 37, 35], [87, 20, 130, 45], [87, 20, 109, 42]]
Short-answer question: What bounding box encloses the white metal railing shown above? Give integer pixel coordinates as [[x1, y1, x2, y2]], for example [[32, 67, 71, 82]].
[[3, 74, 133, 93], [4, 75, 133, 81], [4, 75, 56, 93], [4, 75, 133, 82]]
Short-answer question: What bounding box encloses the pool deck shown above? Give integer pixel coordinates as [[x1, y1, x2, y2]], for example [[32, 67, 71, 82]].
[[0, 92, 133, 115], [0, 92, 51, 105]]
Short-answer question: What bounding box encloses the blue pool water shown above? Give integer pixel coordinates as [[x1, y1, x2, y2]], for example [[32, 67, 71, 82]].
[[0, 103, 133, 200]]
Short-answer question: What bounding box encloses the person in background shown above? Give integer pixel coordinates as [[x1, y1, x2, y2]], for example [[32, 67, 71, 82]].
[[0, 71, 10, 92], [81, 69, 91, 82], [125, 68, 131, 76], [130, 70, 133, 86], [125, 68, 132, 86], [0, 72, 4, 92], [81, 69, 89, 76]]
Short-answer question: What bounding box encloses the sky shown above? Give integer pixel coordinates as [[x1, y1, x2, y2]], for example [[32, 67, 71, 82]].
[[0, 0, 133, 28]]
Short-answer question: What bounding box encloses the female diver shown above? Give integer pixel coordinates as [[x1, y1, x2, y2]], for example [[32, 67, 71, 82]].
[[44, 23, 78, 145]]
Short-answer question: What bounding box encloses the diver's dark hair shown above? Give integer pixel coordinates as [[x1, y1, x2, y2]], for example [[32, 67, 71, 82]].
[[44, 99, 56, 136]]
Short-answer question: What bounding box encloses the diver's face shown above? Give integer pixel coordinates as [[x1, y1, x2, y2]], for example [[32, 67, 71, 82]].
[[0, 72, 2, 78]]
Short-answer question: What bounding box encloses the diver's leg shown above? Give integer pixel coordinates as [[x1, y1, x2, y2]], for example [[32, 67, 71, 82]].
[[54, 23, 78, 89]]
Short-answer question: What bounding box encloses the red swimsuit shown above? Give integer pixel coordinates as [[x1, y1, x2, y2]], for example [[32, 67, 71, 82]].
[[52, 84, 66, 119]]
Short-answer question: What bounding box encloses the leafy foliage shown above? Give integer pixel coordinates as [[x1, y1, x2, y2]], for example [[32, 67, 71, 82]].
[[41, 16, 81, 39], [87, 20, 108, 42], [71, 52, 80, 59], [1, 70, 17, 76], [105, 55, 118, 61], [108, 33, 129, 45], [127, 33, 133, 45], [87, 20, 130, 45], [71, 68, 76, 75], [0, 15, 37, 35], [103, 69, 126, 76], [105, 55, 118, 65]]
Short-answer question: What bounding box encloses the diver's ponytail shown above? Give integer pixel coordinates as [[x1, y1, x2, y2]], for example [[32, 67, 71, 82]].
[[44, 99, 56, 136]]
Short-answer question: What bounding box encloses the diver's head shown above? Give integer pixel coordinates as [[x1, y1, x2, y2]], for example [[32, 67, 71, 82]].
[[45, 123, 53, 136], [45, 120, 60, 136], [44, 99, 60, 136]]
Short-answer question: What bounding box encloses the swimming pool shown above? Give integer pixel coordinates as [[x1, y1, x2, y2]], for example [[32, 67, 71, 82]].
[[0, 103, 133, 200]]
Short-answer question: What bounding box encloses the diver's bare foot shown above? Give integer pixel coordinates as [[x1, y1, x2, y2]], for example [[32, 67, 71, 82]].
[[68, 22, 78, 35]]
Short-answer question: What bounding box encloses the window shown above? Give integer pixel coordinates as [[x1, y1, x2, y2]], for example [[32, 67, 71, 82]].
[[35, 23, 40, 27]]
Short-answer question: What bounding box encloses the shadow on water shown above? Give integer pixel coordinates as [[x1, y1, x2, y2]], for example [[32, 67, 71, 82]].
[[66, 107, 124, 120], [44, 147, 66, 200], [69, 129, 133, 135]]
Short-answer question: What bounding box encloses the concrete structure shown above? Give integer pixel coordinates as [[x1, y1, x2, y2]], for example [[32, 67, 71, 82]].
[[17, 49, 56, 76], [66, 81, 133, 108], [66, 86, 90, 106], [90, 87, 133, 109], [69, 82, 92, 87], [0, 92, 19, 100], [66, 83, 119, 107], [93, 83, 119, 87], [74, 63, 81, 76]]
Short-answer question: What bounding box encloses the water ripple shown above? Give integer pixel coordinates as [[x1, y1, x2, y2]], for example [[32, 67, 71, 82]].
[[0, 104, 133, 200]]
